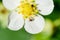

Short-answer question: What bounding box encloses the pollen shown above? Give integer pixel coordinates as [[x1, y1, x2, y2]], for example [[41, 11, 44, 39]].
[[17, 0, 39, 19]]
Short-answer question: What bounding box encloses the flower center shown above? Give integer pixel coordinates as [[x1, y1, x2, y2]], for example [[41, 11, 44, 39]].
[[16, 0, 39, 19]]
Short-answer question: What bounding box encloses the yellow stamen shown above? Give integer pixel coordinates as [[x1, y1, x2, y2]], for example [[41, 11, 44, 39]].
[[17, 0, 39, 19]]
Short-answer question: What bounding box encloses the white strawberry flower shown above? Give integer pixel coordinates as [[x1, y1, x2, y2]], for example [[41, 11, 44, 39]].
[[3, 0, 54, 34]]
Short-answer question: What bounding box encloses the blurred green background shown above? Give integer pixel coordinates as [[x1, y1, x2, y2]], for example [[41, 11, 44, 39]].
[[0, 0, 60, 40]]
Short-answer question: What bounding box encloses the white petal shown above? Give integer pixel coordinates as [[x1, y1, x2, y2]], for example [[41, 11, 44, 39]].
[[8, 11, 24, 31], [2, 0, 20, 10], [35, 0, 54, 15], [24, 15, 45, 34]]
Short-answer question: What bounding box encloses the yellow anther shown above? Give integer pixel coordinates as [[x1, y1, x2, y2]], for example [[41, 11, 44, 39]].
[[17, 0, 39, 19]]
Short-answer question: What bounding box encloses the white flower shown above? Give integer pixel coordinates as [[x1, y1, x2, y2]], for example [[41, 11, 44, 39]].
[[3, 0, 54, 34]]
